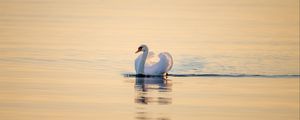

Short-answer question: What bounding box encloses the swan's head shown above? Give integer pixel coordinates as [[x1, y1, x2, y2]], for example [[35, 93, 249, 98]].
[[135, 44, 148, 53]]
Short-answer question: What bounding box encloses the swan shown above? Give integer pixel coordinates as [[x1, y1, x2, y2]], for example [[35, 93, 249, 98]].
[[135, 44, 173, 76]]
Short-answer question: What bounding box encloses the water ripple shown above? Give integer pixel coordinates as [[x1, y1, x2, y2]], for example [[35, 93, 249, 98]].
[[123, 73, 300, 78]]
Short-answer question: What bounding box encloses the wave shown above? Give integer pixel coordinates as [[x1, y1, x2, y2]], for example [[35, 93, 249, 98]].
[[123, 73, 300, 78]]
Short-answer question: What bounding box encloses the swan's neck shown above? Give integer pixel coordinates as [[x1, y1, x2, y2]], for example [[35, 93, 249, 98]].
[[138, 50, 148, 74]]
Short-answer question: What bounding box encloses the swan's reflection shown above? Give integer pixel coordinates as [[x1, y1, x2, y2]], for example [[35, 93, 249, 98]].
[[134, 76, 172, 105], [134, 77, 172, 120]]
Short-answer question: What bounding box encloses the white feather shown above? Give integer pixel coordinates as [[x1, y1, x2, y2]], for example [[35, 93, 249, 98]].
[[135, 47, 173, 75]]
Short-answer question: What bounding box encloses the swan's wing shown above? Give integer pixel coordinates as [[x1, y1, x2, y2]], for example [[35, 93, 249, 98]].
[[144, 52, 173, 75], [145, 51, 156, 65], [161, 52, 173, 72]]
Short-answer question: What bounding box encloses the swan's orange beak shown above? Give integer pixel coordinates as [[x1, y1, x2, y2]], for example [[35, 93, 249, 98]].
[[135, 47, 142, 54], [135, 49, 141, 54]]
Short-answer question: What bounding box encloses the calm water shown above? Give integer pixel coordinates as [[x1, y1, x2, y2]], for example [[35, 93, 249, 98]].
[[0, 0, 299, 120]]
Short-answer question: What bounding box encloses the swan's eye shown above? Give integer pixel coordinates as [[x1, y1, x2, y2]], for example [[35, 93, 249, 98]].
[[138, 46, 143, 50]]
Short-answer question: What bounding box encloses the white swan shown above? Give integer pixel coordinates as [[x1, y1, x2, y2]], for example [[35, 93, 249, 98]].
[[135, 44, 173, 75]]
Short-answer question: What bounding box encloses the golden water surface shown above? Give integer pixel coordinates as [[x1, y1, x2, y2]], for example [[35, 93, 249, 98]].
[[0, 0, 299, 120]]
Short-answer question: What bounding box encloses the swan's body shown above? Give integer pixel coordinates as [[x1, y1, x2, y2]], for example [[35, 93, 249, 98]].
[[135, 45, 173, 75]]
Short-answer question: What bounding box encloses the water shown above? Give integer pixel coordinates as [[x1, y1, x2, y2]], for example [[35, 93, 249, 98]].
[[0, 0, 299, 120]]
